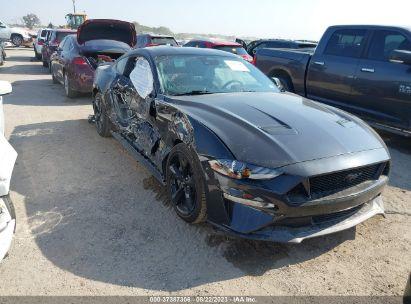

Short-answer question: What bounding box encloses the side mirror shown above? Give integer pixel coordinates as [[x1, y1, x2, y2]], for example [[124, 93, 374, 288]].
[[0, 81, 12, 96], [272, 77, 285, 92], [389, 50, 411, 65]]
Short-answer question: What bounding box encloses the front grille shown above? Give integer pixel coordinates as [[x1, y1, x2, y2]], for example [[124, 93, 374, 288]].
[[309, 163, 382, 197], [287, 162, 387, 203]]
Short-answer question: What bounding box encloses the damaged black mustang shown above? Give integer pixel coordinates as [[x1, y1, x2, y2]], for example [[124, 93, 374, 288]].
[[92, 47, 391, 243]]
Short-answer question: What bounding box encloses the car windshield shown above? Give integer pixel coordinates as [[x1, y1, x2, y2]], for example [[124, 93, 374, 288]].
[[56, 32, 73, 42], [213, 46, 248, 55], [155, 55, 279, 96], [151, 37, 178, 46]]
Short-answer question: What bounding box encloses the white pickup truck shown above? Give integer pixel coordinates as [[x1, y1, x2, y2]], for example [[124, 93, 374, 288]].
[[0, 20, 34, 47]]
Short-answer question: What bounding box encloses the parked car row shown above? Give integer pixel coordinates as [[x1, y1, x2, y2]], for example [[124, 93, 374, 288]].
[[34, 19, 394, 243]]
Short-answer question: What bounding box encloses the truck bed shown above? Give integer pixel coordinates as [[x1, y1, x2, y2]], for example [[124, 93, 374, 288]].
[[255, 48, 314, 95]]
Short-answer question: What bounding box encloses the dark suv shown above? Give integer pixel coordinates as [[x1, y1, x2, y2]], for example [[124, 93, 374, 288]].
[[136, 34, 178, 48], [247, 39, 317, 56], [42, 29, 76, 68]]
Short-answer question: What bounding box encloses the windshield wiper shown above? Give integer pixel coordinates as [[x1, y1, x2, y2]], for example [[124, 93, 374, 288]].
[[172, 90, 215, 96]]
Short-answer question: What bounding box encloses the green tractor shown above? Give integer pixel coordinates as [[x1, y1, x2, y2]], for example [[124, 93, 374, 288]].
[[65, 13, 87, 30]]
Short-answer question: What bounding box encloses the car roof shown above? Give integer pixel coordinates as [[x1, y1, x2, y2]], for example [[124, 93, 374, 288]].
[[52, 29, 77, 33], [188, 39, 241, 47], [328, 25, 411, 32], [127, 46, 239, 58], [139, 34, 175, 38]]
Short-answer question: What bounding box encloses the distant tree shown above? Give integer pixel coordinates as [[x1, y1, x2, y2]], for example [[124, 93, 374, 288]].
[[47, 22, 54, 29], [22, 13, 40, 29]]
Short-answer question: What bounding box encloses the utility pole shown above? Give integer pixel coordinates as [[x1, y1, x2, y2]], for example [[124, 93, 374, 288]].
[[72, 0, 76, 13]]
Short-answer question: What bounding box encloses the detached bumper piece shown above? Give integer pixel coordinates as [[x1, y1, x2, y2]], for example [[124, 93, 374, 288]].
[[0, 196, 15, 261]]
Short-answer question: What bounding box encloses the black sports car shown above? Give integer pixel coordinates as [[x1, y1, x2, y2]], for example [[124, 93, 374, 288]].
[[92, 46, 391, 243]]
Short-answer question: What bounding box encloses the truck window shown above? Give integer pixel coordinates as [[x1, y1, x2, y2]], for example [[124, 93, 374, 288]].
[[324, 29, 366, 58], [367, 30, 411, 61]]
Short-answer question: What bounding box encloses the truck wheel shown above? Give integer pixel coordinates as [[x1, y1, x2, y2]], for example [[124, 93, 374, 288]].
[[11, 34, 23, 47], [276, 76, 293, 92]]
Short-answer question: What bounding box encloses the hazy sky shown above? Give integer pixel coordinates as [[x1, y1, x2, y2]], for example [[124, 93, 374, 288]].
[[1, 0, 410, 40]]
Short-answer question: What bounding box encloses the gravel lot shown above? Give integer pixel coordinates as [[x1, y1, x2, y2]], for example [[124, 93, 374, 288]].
[[0, 48, 410, 296]]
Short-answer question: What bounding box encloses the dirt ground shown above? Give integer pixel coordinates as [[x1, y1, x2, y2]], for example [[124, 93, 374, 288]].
[[0, 48, 409, 296]]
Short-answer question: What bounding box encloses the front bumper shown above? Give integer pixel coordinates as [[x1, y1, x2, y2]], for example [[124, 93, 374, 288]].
[[0, 196, 15, 261], [219, 196, 384, 243], [201, 149, 390, 243]]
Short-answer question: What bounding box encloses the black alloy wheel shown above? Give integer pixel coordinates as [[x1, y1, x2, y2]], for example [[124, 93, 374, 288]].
[[166, 144, 207, 223], [93, 92, 111, 137]]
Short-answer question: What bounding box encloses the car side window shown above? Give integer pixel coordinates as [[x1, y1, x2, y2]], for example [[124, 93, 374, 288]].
[[324, 29, 366, 58], [63, 38, 74, 52], [367, 30, 411, 61], [59, 37, 67, 50], [116, 57, 129, 75], [129, 57, 154, 99]]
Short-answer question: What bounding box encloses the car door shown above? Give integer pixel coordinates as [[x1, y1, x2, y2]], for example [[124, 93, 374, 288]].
[[60, 37, 75, 81], [52, 37, 67, 82], [351, 29, 411, 130], [306, 28, 369, 112], [111, 56, 159, 157]]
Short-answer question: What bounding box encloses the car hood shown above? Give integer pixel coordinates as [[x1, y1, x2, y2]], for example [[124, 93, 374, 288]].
[[77, 19, 136, 47], [168, 92, 386, 168]]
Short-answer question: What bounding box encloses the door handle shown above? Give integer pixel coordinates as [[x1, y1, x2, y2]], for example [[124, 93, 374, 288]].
[[361, 68, 375, 73], [314, 61, 325, 66]]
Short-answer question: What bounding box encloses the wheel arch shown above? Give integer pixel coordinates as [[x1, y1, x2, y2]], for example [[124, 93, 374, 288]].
[[269, 68, 295, 92]]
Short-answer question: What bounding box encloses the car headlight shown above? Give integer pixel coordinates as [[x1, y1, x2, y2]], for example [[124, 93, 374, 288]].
[[208, 159, 282, 180]]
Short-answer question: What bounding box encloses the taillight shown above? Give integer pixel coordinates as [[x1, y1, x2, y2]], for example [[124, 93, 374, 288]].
[[73, 57, 88, 66], [251, 56, 257, 66]]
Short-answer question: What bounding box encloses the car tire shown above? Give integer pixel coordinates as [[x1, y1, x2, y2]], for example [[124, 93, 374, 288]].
[[166, 143, 207, 224], [34, 48, 41, 60], [3, 195, 16, 222], [11, 34, 23, 47], [93, 92, 112, 137], [51, 65, 58, 84], [64, 73, 77, 98]]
